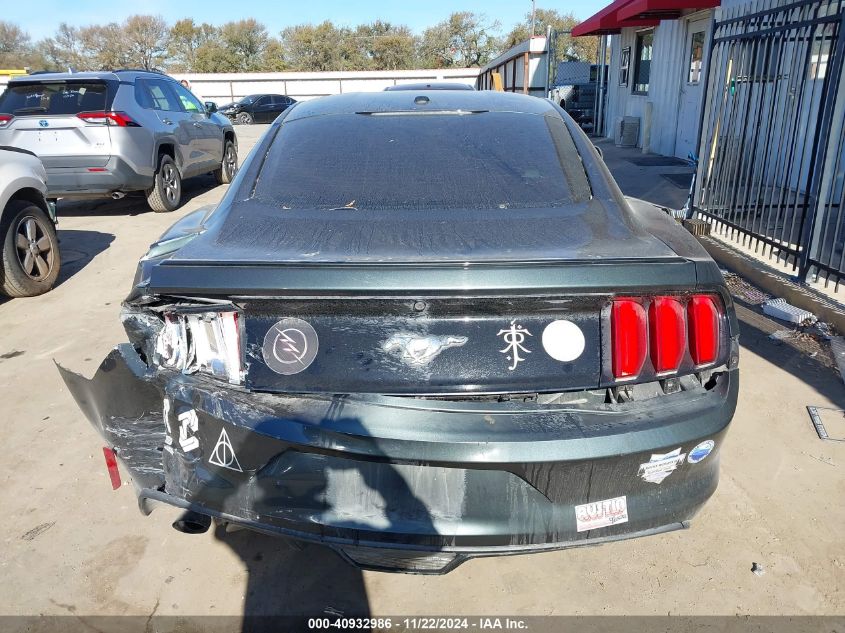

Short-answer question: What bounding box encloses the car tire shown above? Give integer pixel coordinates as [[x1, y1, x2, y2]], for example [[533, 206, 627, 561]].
[[146, 154, 182, 213], [0, 201, 61, 297], [236, 112, 253, 125], [213, 139, 238, 185]]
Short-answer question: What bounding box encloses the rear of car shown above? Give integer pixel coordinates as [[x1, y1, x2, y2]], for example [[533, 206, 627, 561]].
[[59, 92, 738, 574]]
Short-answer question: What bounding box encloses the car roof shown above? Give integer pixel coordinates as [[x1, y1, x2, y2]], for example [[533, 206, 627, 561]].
[[8, 69, 171, 83], [384, 82, 475, 91], [284, 90, 556, 122]]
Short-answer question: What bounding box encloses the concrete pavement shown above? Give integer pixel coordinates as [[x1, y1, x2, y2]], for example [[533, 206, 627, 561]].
[[0, 124, 843, 623]]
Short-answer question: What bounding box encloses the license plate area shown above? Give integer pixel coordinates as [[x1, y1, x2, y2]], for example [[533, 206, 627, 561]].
[[242, 297, 604, 395]]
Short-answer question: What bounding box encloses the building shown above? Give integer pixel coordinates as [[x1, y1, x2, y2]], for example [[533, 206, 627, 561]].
[[475, 36, 551, 96], [573, 0, 721, 158], [574, 0, 845, 291]]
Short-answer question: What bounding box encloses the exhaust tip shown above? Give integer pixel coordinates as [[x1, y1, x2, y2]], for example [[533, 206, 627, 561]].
[[172, 510, 211, 535], [111, 191, 126, 200]]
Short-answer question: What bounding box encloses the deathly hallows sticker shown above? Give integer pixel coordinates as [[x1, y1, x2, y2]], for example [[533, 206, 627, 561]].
[[637, 447, 687, 484]]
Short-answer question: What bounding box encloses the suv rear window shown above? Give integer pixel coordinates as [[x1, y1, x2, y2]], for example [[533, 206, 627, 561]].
[[0, 81, 112, 115], [253, 111, 592, 211]]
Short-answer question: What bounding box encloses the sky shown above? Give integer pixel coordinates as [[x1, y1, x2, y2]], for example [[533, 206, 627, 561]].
[[6, 0, 599, 41]]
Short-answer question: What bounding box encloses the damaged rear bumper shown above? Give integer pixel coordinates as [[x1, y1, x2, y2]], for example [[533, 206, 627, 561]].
[[59, 344, 737, 574]]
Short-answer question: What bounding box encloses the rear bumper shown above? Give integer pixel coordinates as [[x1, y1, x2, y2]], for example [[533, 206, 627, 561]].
[[45, 156, 153, 197], [59, 344, 738, 573]]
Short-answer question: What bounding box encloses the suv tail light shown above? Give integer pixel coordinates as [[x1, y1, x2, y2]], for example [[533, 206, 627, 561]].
[[77, 111, 141, 127], [611, 299, 648, 379], [649, 297, 686, 374], [688, 295, 720, 367], [611, 294, 723, 382], [0, 114, 13, 128]]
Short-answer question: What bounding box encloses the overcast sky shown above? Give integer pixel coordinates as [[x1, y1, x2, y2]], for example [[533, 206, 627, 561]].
[[7, 0, 598, 40]]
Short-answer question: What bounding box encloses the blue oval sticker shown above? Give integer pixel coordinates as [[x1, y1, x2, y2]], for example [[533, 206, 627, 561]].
[[39, 120, 49, 128], [688, 440, 715, 464]]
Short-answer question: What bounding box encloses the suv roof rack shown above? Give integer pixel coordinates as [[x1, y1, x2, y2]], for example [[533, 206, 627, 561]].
[[111, 68, 165, 75]]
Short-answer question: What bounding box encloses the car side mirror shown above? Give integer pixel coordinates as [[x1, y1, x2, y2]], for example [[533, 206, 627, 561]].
[[205, 102, 218, 114]]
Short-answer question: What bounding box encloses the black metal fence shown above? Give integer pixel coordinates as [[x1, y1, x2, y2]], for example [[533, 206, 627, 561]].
[[695, 0, 845, 291]]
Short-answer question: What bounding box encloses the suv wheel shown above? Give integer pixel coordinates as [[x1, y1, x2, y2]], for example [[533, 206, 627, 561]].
[[1, 201, 61, 297], [236, 112, 253, 125], [146, 154, 182, 213], [213, 140, 238, 185]]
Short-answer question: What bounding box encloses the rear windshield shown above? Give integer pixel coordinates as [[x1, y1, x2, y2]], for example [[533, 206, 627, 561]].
[[253, 111, 592, 211], [0, 81, 111, 116]]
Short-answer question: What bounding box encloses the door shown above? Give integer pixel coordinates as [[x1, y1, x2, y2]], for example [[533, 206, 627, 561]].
[[251, 95, 273, 123], [171, 82, 223, 171], [674, 16, 710, 159], [141, 79, 200, 176]]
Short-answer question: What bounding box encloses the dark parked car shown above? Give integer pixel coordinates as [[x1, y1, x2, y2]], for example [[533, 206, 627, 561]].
[[218, 94, 296, 125], [60, 91, 738, 574]]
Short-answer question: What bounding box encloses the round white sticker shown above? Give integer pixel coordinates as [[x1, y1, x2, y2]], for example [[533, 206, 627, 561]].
[[541, 320, 585, 362]]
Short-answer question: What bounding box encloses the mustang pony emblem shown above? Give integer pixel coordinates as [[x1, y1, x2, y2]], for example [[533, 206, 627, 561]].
[[383, 333, 468, 366]]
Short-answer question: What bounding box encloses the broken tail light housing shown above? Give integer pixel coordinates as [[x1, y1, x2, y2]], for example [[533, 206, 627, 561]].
[[611, 299, 648, 380], [154, 311, 242, 383], [0, 114, 13, 128], [77, 111, 141, 127], [688, 295, 721, 367]]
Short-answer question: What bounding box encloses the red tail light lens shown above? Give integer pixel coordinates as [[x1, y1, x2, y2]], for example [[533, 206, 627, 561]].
[[612, 299, 648, 379], [77, 111, 140, 127], [688, 295, 720, 366], [0, 114, 13, 128], [649, 297, 686, 374]]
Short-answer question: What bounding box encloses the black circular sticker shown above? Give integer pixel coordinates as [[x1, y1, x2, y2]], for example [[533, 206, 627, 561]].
[[262, 318, 319, 375]]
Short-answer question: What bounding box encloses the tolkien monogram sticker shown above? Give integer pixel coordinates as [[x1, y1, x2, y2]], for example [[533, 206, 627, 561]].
[[497, 320, 532, 370]]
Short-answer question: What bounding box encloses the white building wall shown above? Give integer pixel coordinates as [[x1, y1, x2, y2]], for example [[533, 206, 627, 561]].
[[604, 10, 714, 158]]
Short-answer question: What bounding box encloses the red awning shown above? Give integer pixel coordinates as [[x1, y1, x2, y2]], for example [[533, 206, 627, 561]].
[[572, 0, 718, 36]]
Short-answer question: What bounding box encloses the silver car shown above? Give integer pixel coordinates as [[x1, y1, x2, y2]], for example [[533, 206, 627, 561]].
[[0, 70, 238, 212], [0, 146, 60, 296]]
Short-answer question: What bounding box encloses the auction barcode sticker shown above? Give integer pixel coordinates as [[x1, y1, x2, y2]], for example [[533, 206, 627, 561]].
[[574, 495, 629, 532]]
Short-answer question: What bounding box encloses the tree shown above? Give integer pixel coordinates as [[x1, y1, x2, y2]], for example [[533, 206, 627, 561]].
[[168, 19, 218, 72], [220, 19, 269, 72], [354, 21, 415, 71], [503, 9, 598, 65], [0, 21, 33, 68], [418, 12, 501, 68], [280, 21, 366, 72], [38, 23, 88, 71], [124, 15, 169, 70], [79, 23, 132, 70]]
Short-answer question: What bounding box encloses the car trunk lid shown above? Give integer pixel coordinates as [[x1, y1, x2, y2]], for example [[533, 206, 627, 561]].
[[0, 79, 115, 168]]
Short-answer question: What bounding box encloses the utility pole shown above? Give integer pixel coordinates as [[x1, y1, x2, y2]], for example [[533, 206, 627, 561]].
[[531, 0, 537, 36]]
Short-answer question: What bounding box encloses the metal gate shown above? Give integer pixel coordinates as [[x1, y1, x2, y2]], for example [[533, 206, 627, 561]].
[[695, 0, 845, 290]]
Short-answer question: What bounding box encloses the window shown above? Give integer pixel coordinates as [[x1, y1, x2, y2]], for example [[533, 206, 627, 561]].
[[254, 96, 270, 107], [619, 47, 631, 86], [633, 30, 654, 94], [253, 112, 591, 211], [0, 81, 111, 115], [688, 31, 705, 84], [137, 79, 180, 112], [172, 82, 204, 114]]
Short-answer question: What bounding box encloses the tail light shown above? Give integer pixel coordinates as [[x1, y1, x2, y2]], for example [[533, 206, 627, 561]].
[[611, 299, 648, 379], [0, 114, 13, 128], [154, 311, 242, 383], [77, 111, 141, 127], [688, 295, 720, 366], [611, 294, 723, 382], [649, 297, 686, 374]]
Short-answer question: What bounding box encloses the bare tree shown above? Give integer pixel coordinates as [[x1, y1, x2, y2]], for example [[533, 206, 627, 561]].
[[38, 23, 88, 70], [123, 15, 169, 70], [0, 21, 33, 68]]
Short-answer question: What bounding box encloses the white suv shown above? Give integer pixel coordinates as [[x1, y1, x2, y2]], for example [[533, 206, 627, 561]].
[[0, 146, 60, 296]]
